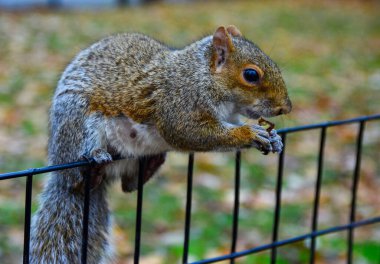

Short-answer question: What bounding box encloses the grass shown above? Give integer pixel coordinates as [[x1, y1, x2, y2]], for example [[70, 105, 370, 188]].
[[0, 0, 379, 263]]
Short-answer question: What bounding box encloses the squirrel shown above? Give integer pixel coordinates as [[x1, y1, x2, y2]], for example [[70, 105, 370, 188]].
[[30, 25, 291, 263]]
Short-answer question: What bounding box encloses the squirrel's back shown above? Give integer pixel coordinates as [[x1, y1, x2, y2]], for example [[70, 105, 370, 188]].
[[56, 33, 170, 94]]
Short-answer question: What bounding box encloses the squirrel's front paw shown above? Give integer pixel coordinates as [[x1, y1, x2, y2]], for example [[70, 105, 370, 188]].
[[250, 125, 272, 154], [88, 148, 113, 164], [269, 129, 283, 154]]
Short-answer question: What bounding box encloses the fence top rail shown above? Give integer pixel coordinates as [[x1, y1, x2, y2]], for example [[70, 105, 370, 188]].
[[0, 160, 91, 181], [277, 113, 380, 134], [1, 114, 379, 180]]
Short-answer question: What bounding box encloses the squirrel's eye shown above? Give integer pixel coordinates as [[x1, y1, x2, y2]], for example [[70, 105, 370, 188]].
[[243, 68, 260, 84]]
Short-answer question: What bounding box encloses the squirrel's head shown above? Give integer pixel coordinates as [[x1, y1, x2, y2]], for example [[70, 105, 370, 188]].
[[210, 25, 292, 119]]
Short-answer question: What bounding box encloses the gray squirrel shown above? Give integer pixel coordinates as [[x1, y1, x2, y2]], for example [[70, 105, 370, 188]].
[[30, 25, 291, 263]]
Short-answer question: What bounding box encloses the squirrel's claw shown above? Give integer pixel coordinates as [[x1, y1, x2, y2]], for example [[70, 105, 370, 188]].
[[252, 125, 283, 155], [269, 129, 283, 153], [250, 125, 283, 154], [76, 149, 113, 192], [90, 148, 113, 164], [250, 125, 272, 154]]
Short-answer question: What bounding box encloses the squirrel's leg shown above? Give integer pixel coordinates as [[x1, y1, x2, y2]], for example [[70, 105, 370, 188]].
[[78, 113, 114, 190], [82, 113, 112, 163], [157, 111, 276, 153], [120, 153, 166, 192], [219, 123, 276, 152]]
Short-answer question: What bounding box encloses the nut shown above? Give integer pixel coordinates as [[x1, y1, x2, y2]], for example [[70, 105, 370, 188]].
[[258, 117, 275, 133]]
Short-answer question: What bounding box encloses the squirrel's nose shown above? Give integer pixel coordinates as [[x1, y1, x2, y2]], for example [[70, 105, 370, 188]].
[[274, 99, 292, 116]]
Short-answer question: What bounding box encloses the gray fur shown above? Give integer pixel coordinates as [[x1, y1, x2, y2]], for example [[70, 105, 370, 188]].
[[30, 28, 291, 263]]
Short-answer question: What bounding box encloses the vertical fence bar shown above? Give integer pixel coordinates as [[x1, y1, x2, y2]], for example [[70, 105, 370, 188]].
[[230, 150, 241, 264], [23, 174, 33, 264], [271, 133, 286, 264], [183, 153, 195, 264], [134, 157, 147, 264], [309, 127, 327, 264], [347, 121, 365, 264], [81, 173, 91, 264]]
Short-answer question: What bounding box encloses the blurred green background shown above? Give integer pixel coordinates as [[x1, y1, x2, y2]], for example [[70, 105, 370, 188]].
[[0, 0, 379, 263]]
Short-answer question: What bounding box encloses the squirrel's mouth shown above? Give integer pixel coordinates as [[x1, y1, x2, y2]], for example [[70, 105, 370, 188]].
[[243, 106, 274, 119], [243, 104, 288, 119], [244, 108, 261, 119]]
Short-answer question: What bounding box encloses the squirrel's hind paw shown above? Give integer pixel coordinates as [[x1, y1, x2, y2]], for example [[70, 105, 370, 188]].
[[90, 149, 113, 164]]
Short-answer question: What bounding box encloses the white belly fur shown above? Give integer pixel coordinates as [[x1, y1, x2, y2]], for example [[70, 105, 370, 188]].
[[104, 116, 171, 179], [105, 116, 171, 157]]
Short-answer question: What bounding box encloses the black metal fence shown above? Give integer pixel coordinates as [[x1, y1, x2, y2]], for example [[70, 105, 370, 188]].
[[1, 114, 380, 263]]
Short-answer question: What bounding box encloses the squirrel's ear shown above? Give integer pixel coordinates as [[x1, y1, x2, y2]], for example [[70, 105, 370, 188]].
[[212, 26, 235, 73], [226, 25, 242, 37]]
